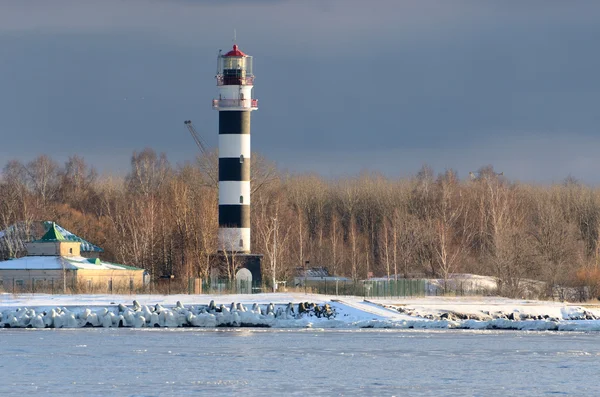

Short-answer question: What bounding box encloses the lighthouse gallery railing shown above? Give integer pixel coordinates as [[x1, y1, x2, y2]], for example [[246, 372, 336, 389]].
[[212, 99, 258, 109]]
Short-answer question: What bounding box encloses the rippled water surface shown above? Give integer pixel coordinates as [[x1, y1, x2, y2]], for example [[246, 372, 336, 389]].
[[1, 328, 599, 396]]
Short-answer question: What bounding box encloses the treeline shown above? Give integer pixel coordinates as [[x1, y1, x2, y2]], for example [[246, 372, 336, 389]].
[[2, 150, 600, 298]]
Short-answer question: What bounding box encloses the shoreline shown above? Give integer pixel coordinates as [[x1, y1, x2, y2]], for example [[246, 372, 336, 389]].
[[2, 293, 600, 331]]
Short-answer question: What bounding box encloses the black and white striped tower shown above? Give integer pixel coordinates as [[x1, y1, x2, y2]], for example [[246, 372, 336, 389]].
[[213, 44, 257, 254]]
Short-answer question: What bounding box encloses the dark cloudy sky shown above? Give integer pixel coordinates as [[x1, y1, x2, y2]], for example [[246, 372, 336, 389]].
[[1, 0, 599, 182]]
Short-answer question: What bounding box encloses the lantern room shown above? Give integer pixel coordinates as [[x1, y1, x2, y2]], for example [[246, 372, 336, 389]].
[[217, 44, 254, 86]]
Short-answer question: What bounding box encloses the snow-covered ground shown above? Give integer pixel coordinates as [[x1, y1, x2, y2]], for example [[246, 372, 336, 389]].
[[2, 292, 600, 331]]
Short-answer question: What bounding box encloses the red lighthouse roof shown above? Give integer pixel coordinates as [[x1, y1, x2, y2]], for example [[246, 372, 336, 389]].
[[223, 44, 246, 57]]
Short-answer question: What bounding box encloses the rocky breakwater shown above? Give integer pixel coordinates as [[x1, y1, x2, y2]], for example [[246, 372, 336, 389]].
[[387, 304, 600, 330], [0, 300, 337, 329]]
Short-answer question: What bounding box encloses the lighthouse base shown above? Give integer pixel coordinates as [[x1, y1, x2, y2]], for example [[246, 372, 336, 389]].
[[209, 253, 263, 285]]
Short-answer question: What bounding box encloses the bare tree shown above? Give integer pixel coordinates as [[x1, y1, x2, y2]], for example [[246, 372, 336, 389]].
[[196, 149, 219, 188], [528, 188, 579, 297], [336, 178, 361, 280], [220, 240, 242, 284], [432, 170, 473, 291], [492, 227, 538, 298], [287, 175, 312, 272], [127, 148, 170, 196], [328, 210, 344, 278], [255, 188, 292, 291], [58, 155, 98, 211], [24, 155, 61, 211]]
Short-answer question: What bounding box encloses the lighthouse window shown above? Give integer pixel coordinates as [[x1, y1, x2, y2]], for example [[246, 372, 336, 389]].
[[240, 195, 244, 204], [240, 155, 244, 163], [224, 68, 243, 78], [223, 57, 245, 70], [239, 239, 244, 247]]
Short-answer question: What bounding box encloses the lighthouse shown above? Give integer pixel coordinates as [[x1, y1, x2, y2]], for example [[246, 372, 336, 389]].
[[212, 44, 261, 283]]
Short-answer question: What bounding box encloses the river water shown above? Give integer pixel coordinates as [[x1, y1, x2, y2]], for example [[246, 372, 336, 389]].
[[0, 328, 599, 396]]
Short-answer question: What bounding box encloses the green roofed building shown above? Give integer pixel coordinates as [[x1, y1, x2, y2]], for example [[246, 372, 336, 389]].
[[0, 222, 144, 294], [0, 221, 104, 260], [37, 222, 65, 241]]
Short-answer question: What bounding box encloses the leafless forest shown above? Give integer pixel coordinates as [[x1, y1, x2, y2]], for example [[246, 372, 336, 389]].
[[2, 149, 600, 299]]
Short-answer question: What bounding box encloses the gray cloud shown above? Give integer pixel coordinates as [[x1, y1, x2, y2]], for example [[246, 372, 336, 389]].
[[1, 1, 600, 183], [278, 132, 600, 184]]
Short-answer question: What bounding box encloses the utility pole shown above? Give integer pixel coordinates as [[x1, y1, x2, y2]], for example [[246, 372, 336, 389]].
[[272, 217, 277, 292], [304, 260, 309, 294]]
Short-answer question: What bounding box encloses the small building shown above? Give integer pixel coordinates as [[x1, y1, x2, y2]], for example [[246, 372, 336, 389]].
[[0, 223, 143, 293], [293, 266, 349, 287], [0, 221, 104, 260]]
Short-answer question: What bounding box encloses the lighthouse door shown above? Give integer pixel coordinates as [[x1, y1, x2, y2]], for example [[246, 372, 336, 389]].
[[235, 268, 252, 294]]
